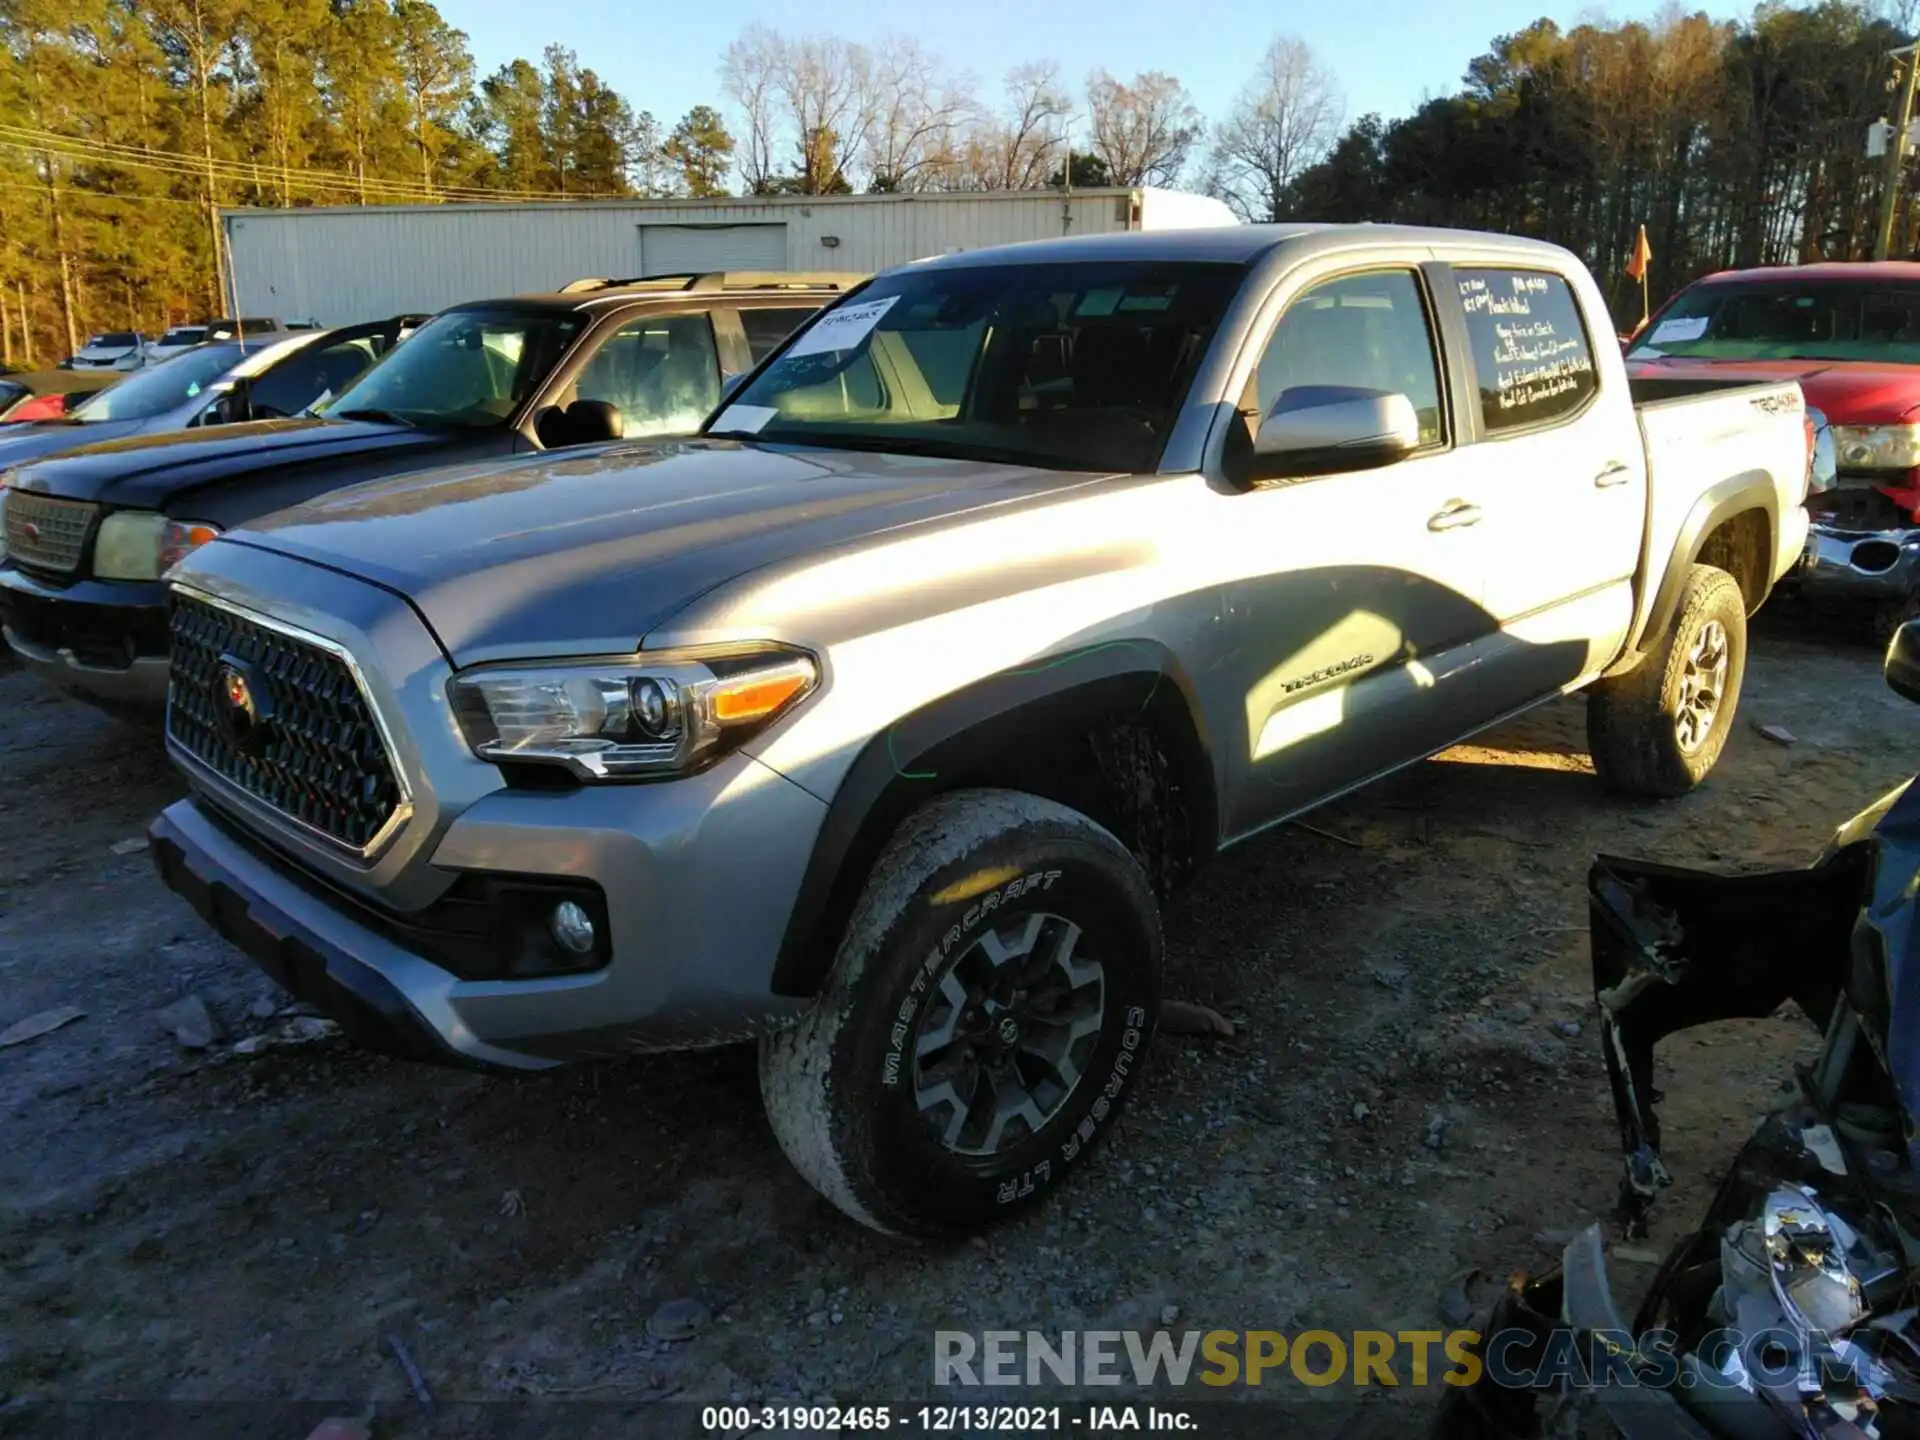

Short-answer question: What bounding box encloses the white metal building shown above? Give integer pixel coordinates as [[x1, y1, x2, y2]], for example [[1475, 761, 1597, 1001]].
[[219, 188, 1238, 325]]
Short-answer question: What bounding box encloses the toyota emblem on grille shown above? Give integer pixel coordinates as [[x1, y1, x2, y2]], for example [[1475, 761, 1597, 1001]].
[[213, 656, 273, 752], [19, 521, 39, 542]]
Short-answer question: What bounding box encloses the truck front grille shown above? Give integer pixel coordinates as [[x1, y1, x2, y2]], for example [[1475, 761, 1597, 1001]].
[[4, 492, 95, 574], [165, 593, 404, 852]]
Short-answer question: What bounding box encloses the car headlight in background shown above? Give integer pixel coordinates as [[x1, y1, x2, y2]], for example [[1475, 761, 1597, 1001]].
[[1831, 422, 1920, 472], [449, 647, 818, 781], [1806, 407, 1837, 494], [93, 512, 222, 580]]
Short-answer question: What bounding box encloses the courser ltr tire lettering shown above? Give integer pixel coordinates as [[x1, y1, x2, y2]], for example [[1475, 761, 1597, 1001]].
[[759, 788, 1161, 1237], [1587, 562, 1748, 798]]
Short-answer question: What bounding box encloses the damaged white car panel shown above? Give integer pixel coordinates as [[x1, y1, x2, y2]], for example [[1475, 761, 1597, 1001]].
[[1438, 623, 1920, 1440]]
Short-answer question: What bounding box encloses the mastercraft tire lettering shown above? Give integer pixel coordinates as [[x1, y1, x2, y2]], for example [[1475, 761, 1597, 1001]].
[[759, 789, 1162, 1237]]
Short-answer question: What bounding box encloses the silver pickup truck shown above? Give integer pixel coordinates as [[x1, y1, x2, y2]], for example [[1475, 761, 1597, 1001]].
[[146, 225, 1814, 1237]]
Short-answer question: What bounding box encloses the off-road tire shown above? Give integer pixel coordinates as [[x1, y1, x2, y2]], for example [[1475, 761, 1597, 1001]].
[[759, 788, 1161, 1238], [1587, 563, 1747, 798]]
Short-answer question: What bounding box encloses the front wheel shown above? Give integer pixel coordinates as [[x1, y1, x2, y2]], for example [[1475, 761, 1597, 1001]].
[[759, 788, 1161, 1237], [1587, 563, 1748, 798]]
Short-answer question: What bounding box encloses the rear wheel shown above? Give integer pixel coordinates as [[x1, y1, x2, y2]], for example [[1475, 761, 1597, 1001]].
[[1587, 563, 1747, 798], [759, 788, 1161, 1237]]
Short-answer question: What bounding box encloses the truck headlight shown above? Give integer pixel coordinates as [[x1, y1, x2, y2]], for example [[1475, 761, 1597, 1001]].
[[93, 512, 221, 580], [448, 647, 818, 781], [1831, 423, 1920, 471]]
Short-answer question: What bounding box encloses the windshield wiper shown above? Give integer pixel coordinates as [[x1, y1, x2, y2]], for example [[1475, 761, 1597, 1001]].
[[330, 407, 415, 427]]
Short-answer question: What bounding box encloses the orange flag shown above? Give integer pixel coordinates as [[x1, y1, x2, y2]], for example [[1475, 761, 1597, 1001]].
[[1626, 225, 1652, 281]]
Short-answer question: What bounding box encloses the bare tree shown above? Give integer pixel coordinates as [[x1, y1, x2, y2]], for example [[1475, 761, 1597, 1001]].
[[951, 61, 1070, 190], [779, 34, 874, 192], [722, 23, 783, 194], [1085, 70, 1202, 186], [863, 38, 978, 191], [1206, 36, 1343, 220]]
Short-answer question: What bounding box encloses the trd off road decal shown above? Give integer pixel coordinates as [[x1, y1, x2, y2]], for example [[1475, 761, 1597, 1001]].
[[881, 869, 1062, 1089]]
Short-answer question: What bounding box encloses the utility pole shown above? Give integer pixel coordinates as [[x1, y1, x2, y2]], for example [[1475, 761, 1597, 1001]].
[[1877, 42, 1920, 259]]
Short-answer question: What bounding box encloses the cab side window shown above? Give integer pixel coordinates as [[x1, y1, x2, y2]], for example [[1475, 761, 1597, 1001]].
[[1453, 269, 1597, 433], [1248, 270, 1446, 450], [246, 339, 378, 419], [572, 314, 722, 438]]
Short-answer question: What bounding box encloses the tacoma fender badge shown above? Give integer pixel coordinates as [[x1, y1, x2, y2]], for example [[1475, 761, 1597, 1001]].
[[1282, 653, 1375, 694]]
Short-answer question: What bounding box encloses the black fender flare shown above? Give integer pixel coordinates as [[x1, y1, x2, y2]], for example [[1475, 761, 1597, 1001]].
[[1631, 473, 1779, 662], [769, 639, 1218, 997]]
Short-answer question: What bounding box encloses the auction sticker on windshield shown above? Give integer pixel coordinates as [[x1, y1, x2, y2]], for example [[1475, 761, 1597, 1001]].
[[1647, 315, 1709, 345], [786, 296, 900, 358], [712, 404, 778, 434]]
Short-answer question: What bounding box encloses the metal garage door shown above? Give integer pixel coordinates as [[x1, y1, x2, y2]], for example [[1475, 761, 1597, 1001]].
[[638, 224, 787, 276]]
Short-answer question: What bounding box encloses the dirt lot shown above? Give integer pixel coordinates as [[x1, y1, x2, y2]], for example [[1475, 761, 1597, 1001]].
[[3, 610, 1917, 1437]]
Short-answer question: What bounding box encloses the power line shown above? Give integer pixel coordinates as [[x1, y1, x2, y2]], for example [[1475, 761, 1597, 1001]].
[[0, 122, 615, 205], [0, 121, 581, 202]]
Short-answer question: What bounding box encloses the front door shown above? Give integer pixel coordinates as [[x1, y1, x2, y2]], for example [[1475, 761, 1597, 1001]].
[[1206, 267, 1502, 838]]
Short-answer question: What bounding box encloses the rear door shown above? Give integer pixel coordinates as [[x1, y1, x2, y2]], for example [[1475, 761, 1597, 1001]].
[[1443, 264, 1642, 686]]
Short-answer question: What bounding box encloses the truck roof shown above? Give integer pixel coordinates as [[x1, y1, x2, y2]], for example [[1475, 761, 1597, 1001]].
[[896, 223, 1580, 273], [1693, 261, 1920, 285]]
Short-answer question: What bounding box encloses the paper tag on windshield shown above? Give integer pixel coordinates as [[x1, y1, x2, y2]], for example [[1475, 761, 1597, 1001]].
[[713, 404, 777, 434], [785, 295, 899, 359], [1647, 315, 1709, 344]]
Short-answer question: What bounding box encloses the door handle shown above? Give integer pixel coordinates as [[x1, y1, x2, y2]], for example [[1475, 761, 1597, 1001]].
[[1594, 461, 1632, 488], [1427, 500, 1482, 531]]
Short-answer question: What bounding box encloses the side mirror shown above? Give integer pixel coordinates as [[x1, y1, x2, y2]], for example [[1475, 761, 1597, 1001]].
[[536, 398, 624, 448], [1887, 619, 1920, 704], [196, 382, 248, 426], [1250, 387, 1420, 480]]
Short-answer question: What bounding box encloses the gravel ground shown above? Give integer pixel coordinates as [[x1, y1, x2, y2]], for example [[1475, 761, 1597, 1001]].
[[2, 609, 1917, 1438]]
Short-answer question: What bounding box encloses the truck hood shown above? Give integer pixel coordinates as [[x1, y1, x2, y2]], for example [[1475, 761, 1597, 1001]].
[[0, 417, 144, 471], [6, 417, 454, 509], [228, 439, 1110, 664], [1629, 354, 1920, 425]]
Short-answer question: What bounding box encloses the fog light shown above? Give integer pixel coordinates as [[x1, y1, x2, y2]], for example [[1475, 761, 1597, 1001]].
[[550, 900, 597, 955]]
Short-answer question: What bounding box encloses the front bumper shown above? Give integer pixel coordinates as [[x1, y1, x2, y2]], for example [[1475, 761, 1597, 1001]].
[[0, 563, 169, 708], [1795, 522, 1920, 602], [150, 745, 830, 1068]]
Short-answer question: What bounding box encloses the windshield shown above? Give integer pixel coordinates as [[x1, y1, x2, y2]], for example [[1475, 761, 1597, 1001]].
[[89, 332, 137, 348], [709, 260, 1246, 472], [67, 344, 241, 422], [1630, 280, 1920, 363], [316, 308, 583, 428], [159, 327, 205, 346]]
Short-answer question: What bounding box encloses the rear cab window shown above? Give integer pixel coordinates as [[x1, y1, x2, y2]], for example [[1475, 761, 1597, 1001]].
[[739, 307, 816, 364], [1454, 269, 1599, 433]]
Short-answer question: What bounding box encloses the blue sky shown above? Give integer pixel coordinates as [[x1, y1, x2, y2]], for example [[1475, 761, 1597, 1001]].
[[448, 0, 1757, 150]]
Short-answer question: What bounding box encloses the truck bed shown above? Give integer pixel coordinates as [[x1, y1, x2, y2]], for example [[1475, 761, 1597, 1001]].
[[1626, 372, 1809, 636], [1627, 374, 1797, 408]]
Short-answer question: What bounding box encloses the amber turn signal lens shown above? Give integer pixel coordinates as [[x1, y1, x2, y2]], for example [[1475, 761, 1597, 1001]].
[[712, 666, 813, 725]]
